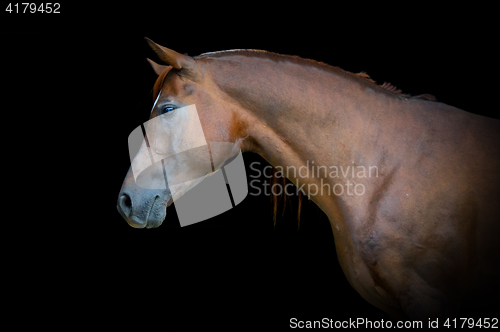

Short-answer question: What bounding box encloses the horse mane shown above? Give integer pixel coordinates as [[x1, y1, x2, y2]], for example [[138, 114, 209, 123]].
[[197, 49, 436, 101], [353, 72, 436, 101]]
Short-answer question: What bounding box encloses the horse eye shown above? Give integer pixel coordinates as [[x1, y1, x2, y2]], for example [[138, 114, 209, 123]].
[[161, 106, 175, 114]]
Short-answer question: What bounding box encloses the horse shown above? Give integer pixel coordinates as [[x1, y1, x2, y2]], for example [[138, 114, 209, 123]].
[[117, 38, 500, 319]]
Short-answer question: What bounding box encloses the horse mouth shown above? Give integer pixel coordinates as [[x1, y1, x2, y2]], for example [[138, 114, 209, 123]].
[[145, 195, 173, 229], [143, 196, 155, 228]]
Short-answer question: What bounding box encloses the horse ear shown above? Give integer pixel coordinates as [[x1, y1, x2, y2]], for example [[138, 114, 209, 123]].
[[146, 58, 169, 76], [144, 37, 197, 76]]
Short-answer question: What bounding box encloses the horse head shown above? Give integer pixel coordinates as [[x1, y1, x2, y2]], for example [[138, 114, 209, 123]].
[[117, 38, 247, 228]]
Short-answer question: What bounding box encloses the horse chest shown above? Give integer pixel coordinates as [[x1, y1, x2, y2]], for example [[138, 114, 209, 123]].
[[332, 222, 403, 315]]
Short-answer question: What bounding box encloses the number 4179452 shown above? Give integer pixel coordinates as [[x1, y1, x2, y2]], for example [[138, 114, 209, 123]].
[[5, 3, 60, 13]]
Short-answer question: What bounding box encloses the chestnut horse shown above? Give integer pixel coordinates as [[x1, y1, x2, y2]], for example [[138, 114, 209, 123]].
[[117, 38, 500, 319]]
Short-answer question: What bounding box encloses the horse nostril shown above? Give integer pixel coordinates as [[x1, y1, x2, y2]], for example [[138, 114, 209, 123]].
[[118, 193, 133, 217], [123, 194, 132, 208]]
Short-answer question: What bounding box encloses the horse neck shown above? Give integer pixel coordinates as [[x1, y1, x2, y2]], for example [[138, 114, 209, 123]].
[[206, 53, 405, 218]]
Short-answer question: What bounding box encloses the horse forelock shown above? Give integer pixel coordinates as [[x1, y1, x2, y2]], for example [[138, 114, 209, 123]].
[[152, 66, 172, 101]]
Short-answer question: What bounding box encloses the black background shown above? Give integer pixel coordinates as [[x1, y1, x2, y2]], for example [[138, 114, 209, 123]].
[[3, 3, 498, 330]]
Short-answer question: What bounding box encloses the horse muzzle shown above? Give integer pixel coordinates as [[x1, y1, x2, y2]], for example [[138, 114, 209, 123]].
[[117, 190, 172, 229]]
